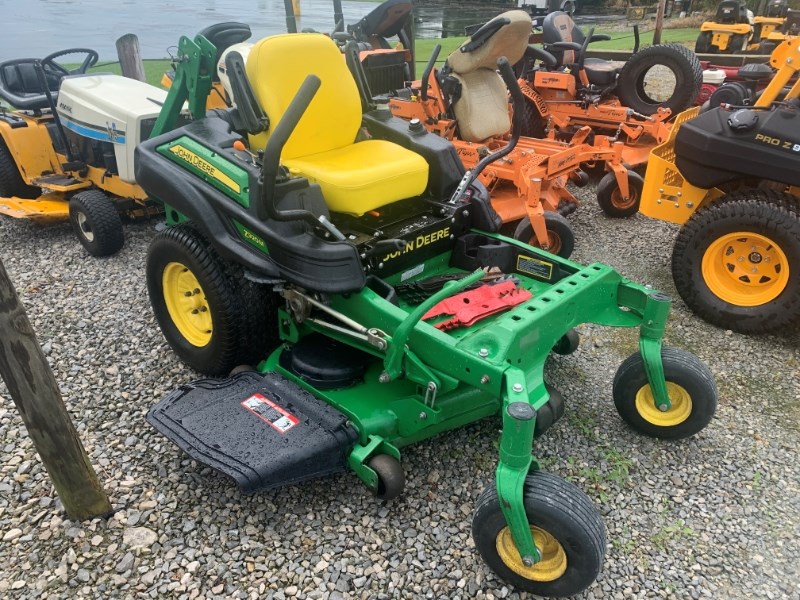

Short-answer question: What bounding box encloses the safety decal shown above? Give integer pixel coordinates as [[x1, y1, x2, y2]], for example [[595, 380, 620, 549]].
[[516, 255, 553, 280], [240, 393, 299, 434]]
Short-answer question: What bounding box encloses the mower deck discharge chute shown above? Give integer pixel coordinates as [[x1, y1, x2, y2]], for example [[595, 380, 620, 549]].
[[137, 31, 718, 597]]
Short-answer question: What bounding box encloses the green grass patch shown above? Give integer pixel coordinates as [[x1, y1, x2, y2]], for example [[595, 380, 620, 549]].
[[564, 28, 699, 51]]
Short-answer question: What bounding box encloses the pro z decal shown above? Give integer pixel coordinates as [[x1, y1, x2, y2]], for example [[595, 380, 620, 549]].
[[754, 134, 800, 152], [241, 393, 299, 434]]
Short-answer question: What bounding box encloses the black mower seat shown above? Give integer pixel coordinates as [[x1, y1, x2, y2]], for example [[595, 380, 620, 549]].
[[714, 0, 750, 24], [543, 11, 584, 65], [542, 11, 619, 85], [0, 59, 58, 110], [583, 58, 619, 85], [351, 0, 412, 43]]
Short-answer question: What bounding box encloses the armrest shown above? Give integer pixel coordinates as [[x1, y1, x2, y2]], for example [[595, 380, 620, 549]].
[[525, 45, 558, 68], [589, 34, 611, 42], [546, 41, 583, 53]]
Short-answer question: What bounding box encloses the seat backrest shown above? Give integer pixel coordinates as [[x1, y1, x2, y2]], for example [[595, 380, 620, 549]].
[[783, 9, 800, 33], [0, 59, 57, 110], [542, 11, 585, 66], [716, 0, 749, 24], [245, 33, 362, 159], [351, 0, 413, 41], [446, 10, 531, 142], [766, 0, 788, 18], [198, 22, 251, 82]]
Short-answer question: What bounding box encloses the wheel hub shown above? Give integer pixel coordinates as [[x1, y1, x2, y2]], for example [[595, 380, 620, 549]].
[[635, 381, 692, 427], [702, 231, 789, 306], [495, 525, 567, 581], [76, 212, 94, 242], [162, 262, 213, 347]]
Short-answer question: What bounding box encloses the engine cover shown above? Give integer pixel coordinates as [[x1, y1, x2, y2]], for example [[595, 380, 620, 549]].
[[56, 74, 168, 182], [675, 105, 800, 189]]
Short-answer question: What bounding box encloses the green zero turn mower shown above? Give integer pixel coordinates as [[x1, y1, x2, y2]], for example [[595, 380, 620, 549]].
[[136, 31, 718, 597]]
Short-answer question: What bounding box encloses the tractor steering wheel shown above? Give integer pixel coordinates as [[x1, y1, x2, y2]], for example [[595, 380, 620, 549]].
[[41, 48, 99, 78]]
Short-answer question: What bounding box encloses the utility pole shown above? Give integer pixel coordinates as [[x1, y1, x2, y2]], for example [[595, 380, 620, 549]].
[[0, 258, 112, 521], [653, 0, 667, 45]]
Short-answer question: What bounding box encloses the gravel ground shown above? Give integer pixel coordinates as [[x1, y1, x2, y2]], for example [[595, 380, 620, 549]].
[[0, 188, 799, 600]]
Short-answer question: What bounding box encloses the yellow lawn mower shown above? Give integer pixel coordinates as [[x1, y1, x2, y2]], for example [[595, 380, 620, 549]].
[[695, 0, 755, 54], [640, 39, 800, 333]]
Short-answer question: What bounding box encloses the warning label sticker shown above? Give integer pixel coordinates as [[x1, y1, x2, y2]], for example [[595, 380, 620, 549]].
[[516, 255, 554, 280], [241, 393, 299, 434]]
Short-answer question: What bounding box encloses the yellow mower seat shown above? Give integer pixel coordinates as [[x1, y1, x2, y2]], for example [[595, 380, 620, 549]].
[[246, 33, 428, 216]]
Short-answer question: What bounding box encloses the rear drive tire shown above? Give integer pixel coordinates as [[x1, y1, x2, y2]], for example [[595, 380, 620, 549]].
[[0, 139, 40, 199], [513, 212, 575, 258], [146, 223, 280, 376], [68, 190, 124, 256], [617, 44, 702, 117], [519, 98, 547, 139], [694, 32, 712, 54], [596, 170, 644, 218], [728, 34, 748, 54], [671, 191, 800, 333]]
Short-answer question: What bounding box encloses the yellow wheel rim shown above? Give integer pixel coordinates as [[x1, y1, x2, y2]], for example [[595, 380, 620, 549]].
[[496, 525, 567, 582], [635, 382, 692, 427], [701, 231, 789, 306], [162, 262, 213, 347]]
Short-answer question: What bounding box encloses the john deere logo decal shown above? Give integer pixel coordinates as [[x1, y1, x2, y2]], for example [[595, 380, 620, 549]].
[[169, 145, 241, 193]]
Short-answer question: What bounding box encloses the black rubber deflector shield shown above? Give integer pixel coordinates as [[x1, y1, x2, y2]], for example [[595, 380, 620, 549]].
[[147, 372, 359, 493]]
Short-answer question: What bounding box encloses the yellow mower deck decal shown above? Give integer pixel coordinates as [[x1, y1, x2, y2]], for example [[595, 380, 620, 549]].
[[169, 145, 241, 193]]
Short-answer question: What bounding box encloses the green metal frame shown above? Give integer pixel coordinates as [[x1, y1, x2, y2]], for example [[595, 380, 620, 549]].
[[148, 33, 217, 226], [259, 234, 673, 566], [150, 35, 216, 139]]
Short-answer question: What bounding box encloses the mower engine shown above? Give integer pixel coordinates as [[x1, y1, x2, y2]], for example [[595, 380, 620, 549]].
[[56, 74, 171, 183]]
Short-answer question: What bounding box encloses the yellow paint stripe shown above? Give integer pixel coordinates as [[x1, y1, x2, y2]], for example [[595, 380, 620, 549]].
[[169, 145, 241, 193]]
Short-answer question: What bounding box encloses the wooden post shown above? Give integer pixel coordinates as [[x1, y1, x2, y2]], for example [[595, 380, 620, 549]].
[[653, 0, 667, 45], [0, 258, 112, 521], [333, 0, 344, 31], [116, 33, 146, 82], [292, 0, 301, 16], [284, 0, 298, 33]]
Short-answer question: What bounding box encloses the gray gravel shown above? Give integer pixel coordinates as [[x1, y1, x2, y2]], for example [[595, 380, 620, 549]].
[[0, 188, 799, 600]]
